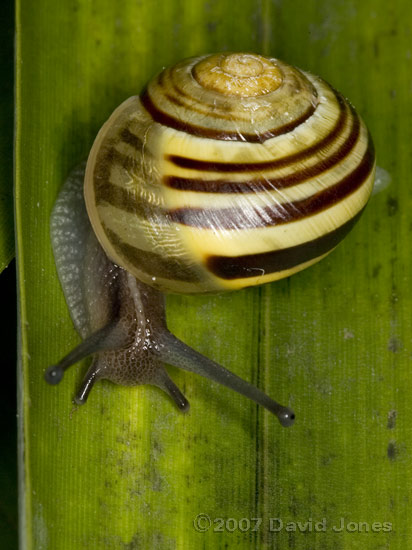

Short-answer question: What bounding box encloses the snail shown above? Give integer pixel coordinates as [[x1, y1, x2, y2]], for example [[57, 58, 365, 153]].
[[45, 52, 375, 427]]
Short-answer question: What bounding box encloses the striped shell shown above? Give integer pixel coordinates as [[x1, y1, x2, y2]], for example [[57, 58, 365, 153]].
[[84, 52, 375, 294]]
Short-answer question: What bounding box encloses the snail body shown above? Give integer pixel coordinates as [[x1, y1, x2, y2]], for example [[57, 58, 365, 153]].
[[46, 53, 375, 426]]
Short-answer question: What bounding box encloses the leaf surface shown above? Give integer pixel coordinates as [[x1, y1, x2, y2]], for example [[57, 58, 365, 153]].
[[16, 1, 412, 548]]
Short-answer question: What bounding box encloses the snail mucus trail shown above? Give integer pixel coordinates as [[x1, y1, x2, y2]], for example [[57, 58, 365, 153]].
[[45, 53, 375, 427]]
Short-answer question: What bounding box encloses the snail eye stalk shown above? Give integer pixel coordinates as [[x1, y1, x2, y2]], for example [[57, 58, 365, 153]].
[[157, 332, 295, 427], [44, 319, 128, 386]]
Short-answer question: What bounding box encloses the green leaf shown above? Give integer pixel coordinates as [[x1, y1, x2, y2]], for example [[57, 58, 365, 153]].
[[16, 1, 412, 549], [0, 1, 15, 272]]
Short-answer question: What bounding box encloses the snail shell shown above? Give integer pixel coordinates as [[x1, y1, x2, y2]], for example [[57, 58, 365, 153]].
[[85, 52, 375, 294]]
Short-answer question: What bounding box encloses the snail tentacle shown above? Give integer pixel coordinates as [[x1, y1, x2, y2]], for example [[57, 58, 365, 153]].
[[156, 369, 190, 412], [44, 318, 128, 385], [157, 332, 295, 427], [74, 359, 102, 405]]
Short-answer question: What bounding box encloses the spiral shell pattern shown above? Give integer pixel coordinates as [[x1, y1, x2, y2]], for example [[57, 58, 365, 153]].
[[85, 53, 375, 293]]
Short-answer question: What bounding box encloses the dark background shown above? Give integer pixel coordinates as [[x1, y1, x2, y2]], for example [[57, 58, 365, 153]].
[[0, 263, 17, 549]]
